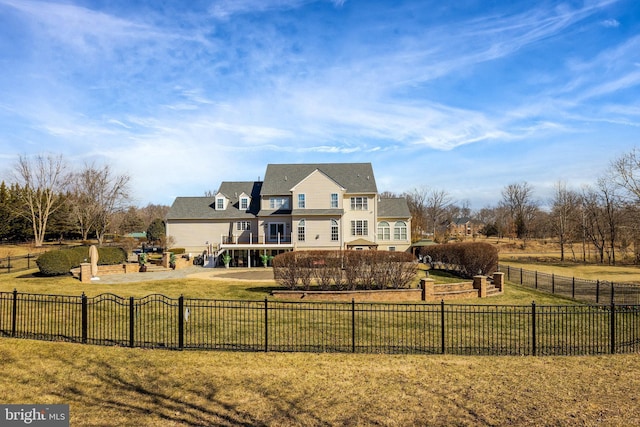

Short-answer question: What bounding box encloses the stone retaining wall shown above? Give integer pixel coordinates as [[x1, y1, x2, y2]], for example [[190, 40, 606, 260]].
[[271, 288, 423, 302], [271, 272, 505, 302]]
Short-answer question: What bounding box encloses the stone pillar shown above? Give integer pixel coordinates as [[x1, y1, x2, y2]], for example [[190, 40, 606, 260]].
[[473, 275, 487, 298], [493, 272, 505, 293], [80, 263, 92, 284], [162, 252, 170, 268], [420, 278, 435, 301]]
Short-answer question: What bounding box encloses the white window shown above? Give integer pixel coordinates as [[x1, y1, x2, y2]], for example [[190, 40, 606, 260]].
[[378, 221, 390, 240], [389, 246, 396, 251], [330, 193, 339, 208], [298, 194, 306, 209], [298, 219, 306, 241], [350, 220, 368, 236], [216, 198, 225, 210], [350, 197, 368, 211], [269, 197, 289, 209], [331, 219, 339, 241], [394, 221, 407, 240], [237, 221, 251, 231], [240, 197, 249, 210]]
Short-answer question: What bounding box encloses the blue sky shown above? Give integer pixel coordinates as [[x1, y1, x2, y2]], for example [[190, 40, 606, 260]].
[[0, 0, 638, 209]]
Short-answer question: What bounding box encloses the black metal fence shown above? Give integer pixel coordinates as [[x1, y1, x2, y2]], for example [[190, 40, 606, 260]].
[[0, 254, 39, 274], [2, 290, 640, 356], [500, 265, 640, 305]]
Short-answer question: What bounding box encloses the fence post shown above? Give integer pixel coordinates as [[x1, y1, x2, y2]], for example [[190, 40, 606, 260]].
[[596, 280, 600, 304], [611, 283, 615, 305], [520, 268, 523, 285], [507, 265, 510, 281], [81, 293, 87, 344], [441, 300, 445, 354], [351, 299, 356, 353], [27, 254, 31, 270], [610, 302, 616, 355], [572, 277, 575, 300], [535, 271, 538, 289], [531, 301, 536, 356], [264, 298, 269, 353], [178, 295, 184, 350], [552, 274, 555, 294], [11, 289, 17, 337], [129, 296, 135, 348], [7, 256, 10, 274]]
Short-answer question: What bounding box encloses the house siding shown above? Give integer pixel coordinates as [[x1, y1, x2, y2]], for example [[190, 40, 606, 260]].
[[166, 163, 412, 257]]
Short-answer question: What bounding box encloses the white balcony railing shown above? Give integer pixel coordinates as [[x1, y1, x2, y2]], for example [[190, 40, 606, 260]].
[[220, 233, 293, 246]]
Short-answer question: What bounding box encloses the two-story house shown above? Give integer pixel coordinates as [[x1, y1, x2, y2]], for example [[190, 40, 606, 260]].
[[165, 163, 412, 267]]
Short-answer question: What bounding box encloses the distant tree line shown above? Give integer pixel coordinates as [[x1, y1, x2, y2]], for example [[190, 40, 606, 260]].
[[1, 154, 169, 247], [401, 147, 640, 265]]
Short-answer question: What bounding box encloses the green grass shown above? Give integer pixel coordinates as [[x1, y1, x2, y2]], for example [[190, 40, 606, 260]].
[[1, 338, 640, 426]]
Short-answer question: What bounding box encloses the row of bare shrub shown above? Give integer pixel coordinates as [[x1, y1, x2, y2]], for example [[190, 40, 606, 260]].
[[272, 250, 416, 290], [419, 242, 498, 278]]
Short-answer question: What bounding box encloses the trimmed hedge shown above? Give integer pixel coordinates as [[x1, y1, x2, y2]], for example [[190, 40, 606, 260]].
[[273, 250, 416, 290], [420, 242, 498, 278], [36, 246, 128, 276], [36, 250, 75, 276]]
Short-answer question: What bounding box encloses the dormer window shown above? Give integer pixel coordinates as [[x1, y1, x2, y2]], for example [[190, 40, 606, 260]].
[[216, 197, 225, 210], [240, 197, 249, 210]]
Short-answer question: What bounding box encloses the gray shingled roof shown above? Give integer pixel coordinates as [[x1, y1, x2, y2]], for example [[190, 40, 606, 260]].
[[261, 163, 377, 196], [218, 181, 262, 214], [166, 181, 261, 220], [378, 198, 411, 219], [166, 197, 217, 220]]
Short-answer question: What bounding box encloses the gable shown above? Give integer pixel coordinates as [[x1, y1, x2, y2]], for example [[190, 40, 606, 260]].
[[262, 163, 377, 196], [291, 169, 345, 193]]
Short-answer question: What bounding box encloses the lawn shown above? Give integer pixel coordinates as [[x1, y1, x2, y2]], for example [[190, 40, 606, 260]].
[[0, 266, 579, 306], [1, 338, 639, 426], [1, 267, 640, 425]]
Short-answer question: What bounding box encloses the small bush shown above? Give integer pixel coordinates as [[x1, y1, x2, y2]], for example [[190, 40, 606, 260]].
[[272, 250, 416, 290], [36, 246, 128, 276], [36, 251, 73, 276], [421, 242, 498, 278], [97, 247, 127, 265]]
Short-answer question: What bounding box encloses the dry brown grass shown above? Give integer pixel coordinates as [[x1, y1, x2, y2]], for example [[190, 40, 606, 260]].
[[0, 244, 48, 258], [1, 338, 639, 426]]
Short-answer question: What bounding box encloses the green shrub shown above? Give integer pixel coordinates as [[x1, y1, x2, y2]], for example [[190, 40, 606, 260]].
[[36, 251, 73, 276], [67, 246, 90, 267], [36, 246, 128, 276], [421, 242, 498, 278], [97, 247, 127, 265]]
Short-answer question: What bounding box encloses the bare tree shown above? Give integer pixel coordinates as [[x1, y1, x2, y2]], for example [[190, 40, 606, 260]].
[[612, 147, 640, 202], [425, 189, 453, 241], [403, 187, 429, 240], [597, 176, 623, 265], [550, 181, 580, 261], [611, 147, 640, 263], [581, 186, 607, 264], [501, 182, 537, 244], [12, 154, 71, 247], [70, 163, 131, 245]]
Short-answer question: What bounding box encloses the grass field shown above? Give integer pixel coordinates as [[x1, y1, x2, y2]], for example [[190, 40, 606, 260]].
[[0, 267, 577, 306], [1, 338, 639, 426], [2, 245, 640, 425]]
